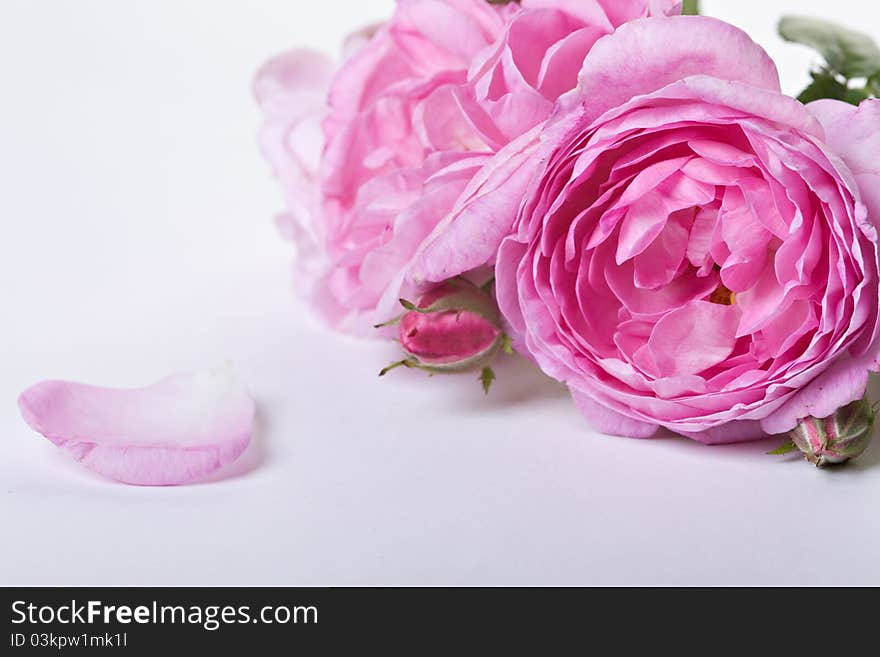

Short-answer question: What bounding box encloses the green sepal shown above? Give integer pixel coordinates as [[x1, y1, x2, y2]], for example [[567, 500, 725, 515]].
[[373, 314, 404, 329], [500, 333, 514, 356], [379, 358, 419, 377], [480, 367, 496, 395], [768, 441, 799, 456]]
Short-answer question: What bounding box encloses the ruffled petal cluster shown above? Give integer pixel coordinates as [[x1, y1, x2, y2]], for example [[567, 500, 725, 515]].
[[257, 0, 681, 332], [496, 17, 880, 440]]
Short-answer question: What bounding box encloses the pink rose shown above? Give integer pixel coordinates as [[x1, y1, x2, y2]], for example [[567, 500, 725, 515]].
[[495, 16, 880, 443], [256, 0, 681, 334]]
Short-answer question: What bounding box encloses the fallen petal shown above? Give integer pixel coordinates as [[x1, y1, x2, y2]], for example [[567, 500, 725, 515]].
[[18, 368, 255, 486]]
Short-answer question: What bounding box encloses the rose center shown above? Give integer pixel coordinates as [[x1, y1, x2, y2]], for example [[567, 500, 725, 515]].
[[709, 283, 736, 306]]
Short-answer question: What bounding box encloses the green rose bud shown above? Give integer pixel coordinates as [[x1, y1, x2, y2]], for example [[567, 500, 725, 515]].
[[787, 398, 875, 467]]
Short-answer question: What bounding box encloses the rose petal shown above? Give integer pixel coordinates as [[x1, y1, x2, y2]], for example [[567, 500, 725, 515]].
[[649, 301, 740, 377], [409, 126, 543, 283], [255, 48, 336, 307], [679, 420, 766, 445], [562, 16, 781, 124], [253, 48, 335, 117], [571, 389, 659, 438], [808, 99, 880, 180], [18, 368, 255, 486], [760, 353, 871, 435], [254, 48, 334, 195]]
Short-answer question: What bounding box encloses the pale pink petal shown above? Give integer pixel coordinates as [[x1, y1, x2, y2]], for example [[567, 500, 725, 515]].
[[521, 0, 612, 31], [597, 0, 683, 23], [571, 389, 659, 438], [809, 99, 880, 241], [483, 91, 554, 141], [255, 48, 336, 295], [646, 0, 683, 16], [537, 26, 606, 99], [649, 301, 740, 377], [253, 48, 335, 116], [495, 238, 530, 337], [413, 84, 493, 153], [760, 353, 871, 435], [18, 368, 255, 486], [409, 126, 543, 283], [254, 49, 334, 188], [808, 99, 880, 179], [562, 16, 780, 125], [633, 210, 691, 289], [679, 420, 766, 445], [342, 23, 382, 58], [522, 0, 680, 28], [393, 0, 510, 68]]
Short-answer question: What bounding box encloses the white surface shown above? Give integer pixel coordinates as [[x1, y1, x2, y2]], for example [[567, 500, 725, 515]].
[[2, 0, 880, 586]]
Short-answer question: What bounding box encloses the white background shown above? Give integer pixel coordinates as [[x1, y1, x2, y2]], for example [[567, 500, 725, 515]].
[[2, 0, 880, 586]]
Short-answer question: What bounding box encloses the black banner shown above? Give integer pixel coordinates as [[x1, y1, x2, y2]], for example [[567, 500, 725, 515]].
[[0, 586, 840, 652]]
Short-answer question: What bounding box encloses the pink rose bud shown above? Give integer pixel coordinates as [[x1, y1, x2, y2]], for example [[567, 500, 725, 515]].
[[399, 281, 502, 372], [787, 398, 875, 467], [379, 280, 509, 393]]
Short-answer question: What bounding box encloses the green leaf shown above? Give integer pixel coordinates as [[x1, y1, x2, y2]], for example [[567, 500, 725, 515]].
[[682, 0, 699, 16], [500, 333, 514, 356], [480, 367, 496, 395], [779, 15, 880, 79], [768, 441, 799, 456], [844, 86, 873, 105], [796, 71, 848, 103]]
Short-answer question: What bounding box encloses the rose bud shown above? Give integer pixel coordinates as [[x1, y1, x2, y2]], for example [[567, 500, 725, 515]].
[[379, 280, 509, 392], [786, 398, 876, 467]]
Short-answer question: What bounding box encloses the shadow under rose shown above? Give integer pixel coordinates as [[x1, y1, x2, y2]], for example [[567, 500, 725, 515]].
[[376, 336, 880, 470], [458, 353, 570, 410], [468, 363, 880, 470], [649, 427, 791, 461], [643, 373, 880, 471]]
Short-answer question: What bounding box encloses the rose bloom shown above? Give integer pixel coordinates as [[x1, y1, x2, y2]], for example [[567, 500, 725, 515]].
[[255, 0, 682, 333], [496, 16, 880, 442]]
